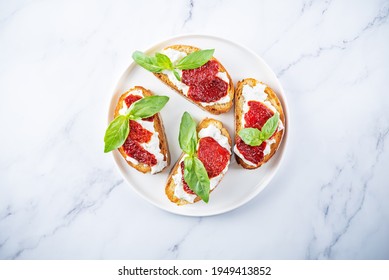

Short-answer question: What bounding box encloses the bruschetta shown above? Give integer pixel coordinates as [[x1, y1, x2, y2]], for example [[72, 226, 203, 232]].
[[166, 118, 232, 205], [234, 78, 285, 169], [133, 45, 234, 114], [113, 86, 170, 174]]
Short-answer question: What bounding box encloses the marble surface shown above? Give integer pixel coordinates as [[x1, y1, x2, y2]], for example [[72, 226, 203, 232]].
[[0, 0, 388, 260]]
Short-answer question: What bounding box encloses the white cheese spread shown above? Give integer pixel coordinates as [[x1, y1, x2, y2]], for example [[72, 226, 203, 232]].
[[233, 145, 257, 167]]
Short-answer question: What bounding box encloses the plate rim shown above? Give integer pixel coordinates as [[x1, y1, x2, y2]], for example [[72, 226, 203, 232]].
[[108, 33, 290, 217]]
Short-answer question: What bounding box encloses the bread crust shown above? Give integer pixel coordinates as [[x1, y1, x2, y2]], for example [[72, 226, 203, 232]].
[[235, 78, 285, 169], [114, 86, 170, 174], [154, 45, 234, 115], [165, 118, 232, 205]]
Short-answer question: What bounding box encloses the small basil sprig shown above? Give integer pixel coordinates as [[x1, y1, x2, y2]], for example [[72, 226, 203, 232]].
[[179, 112, 210, 203], [238, 113, 279, 146], [174, 49, 214, 70], [132, 49, 215, 81], [104, 95, 169, 153]]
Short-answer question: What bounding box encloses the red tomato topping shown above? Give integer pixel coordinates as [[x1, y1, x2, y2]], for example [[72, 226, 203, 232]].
[[122, 138, 157, 166], [182, 60, 219, 86], [182, 60, 228, 103], [124, 94, 142, 107], [197, 137, 230, 178], [121, 94, 156, 166], [244, 101, 274, 129], [237, 100, 274, 165], [236, 137, 266, 165], [128, 120, 152, 143], [180, 137, 230, 194]]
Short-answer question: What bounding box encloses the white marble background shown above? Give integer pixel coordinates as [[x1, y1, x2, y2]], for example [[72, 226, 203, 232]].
[[0, 0, 388, 259]]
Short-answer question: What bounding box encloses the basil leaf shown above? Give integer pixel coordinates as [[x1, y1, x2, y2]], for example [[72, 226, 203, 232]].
[[238, 113, 280, 146], [155, 52, 173, 70], [175, 49, 215, 70], [173, 69, 181, 81], [238, 128, 263, 146], [132, 51, 164, 73], [179, 112, 197, 156], [129, 95, 169, 119], [104, 115, 129, 153], [260, 113, 279, 141], [184, 157, 210, 203]]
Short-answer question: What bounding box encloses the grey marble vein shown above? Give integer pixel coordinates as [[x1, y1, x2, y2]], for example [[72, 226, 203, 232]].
[[278, 4, 389, 77], [183, 0, 194, 26], [3, 178, 123, 259], [321, 0, 333, 15], [165, 217, 202, 259], [0, 205, 13, 221], [307, 123, 389, 259]]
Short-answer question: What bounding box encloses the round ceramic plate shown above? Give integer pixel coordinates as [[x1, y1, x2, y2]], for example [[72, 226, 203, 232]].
[[108, 34, 289, 216]]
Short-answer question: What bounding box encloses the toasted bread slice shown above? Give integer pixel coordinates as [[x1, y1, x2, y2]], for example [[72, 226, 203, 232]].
[[235, 78, 285, 169], [154, 45, 234, 115], [114, 86, 170, 174], [166, 118, 232, 205]]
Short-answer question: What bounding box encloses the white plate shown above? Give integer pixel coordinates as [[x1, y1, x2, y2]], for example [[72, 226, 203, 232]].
[[108, 34, 289, 216]]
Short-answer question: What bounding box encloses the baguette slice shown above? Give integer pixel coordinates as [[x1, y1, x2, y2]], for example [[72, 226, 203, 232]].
[[154, 45, 234, 115], [114, 86, 170, 174], [235, 78, 285, 169], [166, 118, 232, 205]]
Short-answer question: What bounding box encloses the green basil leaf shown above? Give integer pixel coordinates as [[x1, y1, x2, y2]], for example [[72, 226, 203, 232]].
[[238, 128, 263, 146], [175, 49, 215, 70], [179, 112, 197, 156], [128, 95, 169, 120], [184, 157, 210, 203], [132, 51, 164, 73], [238, 113, 280, 146], [260, 113, 279, 141], [155, 52, 173, 70], [173, 69, 181, 81], [104, 115, 129, 153]]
